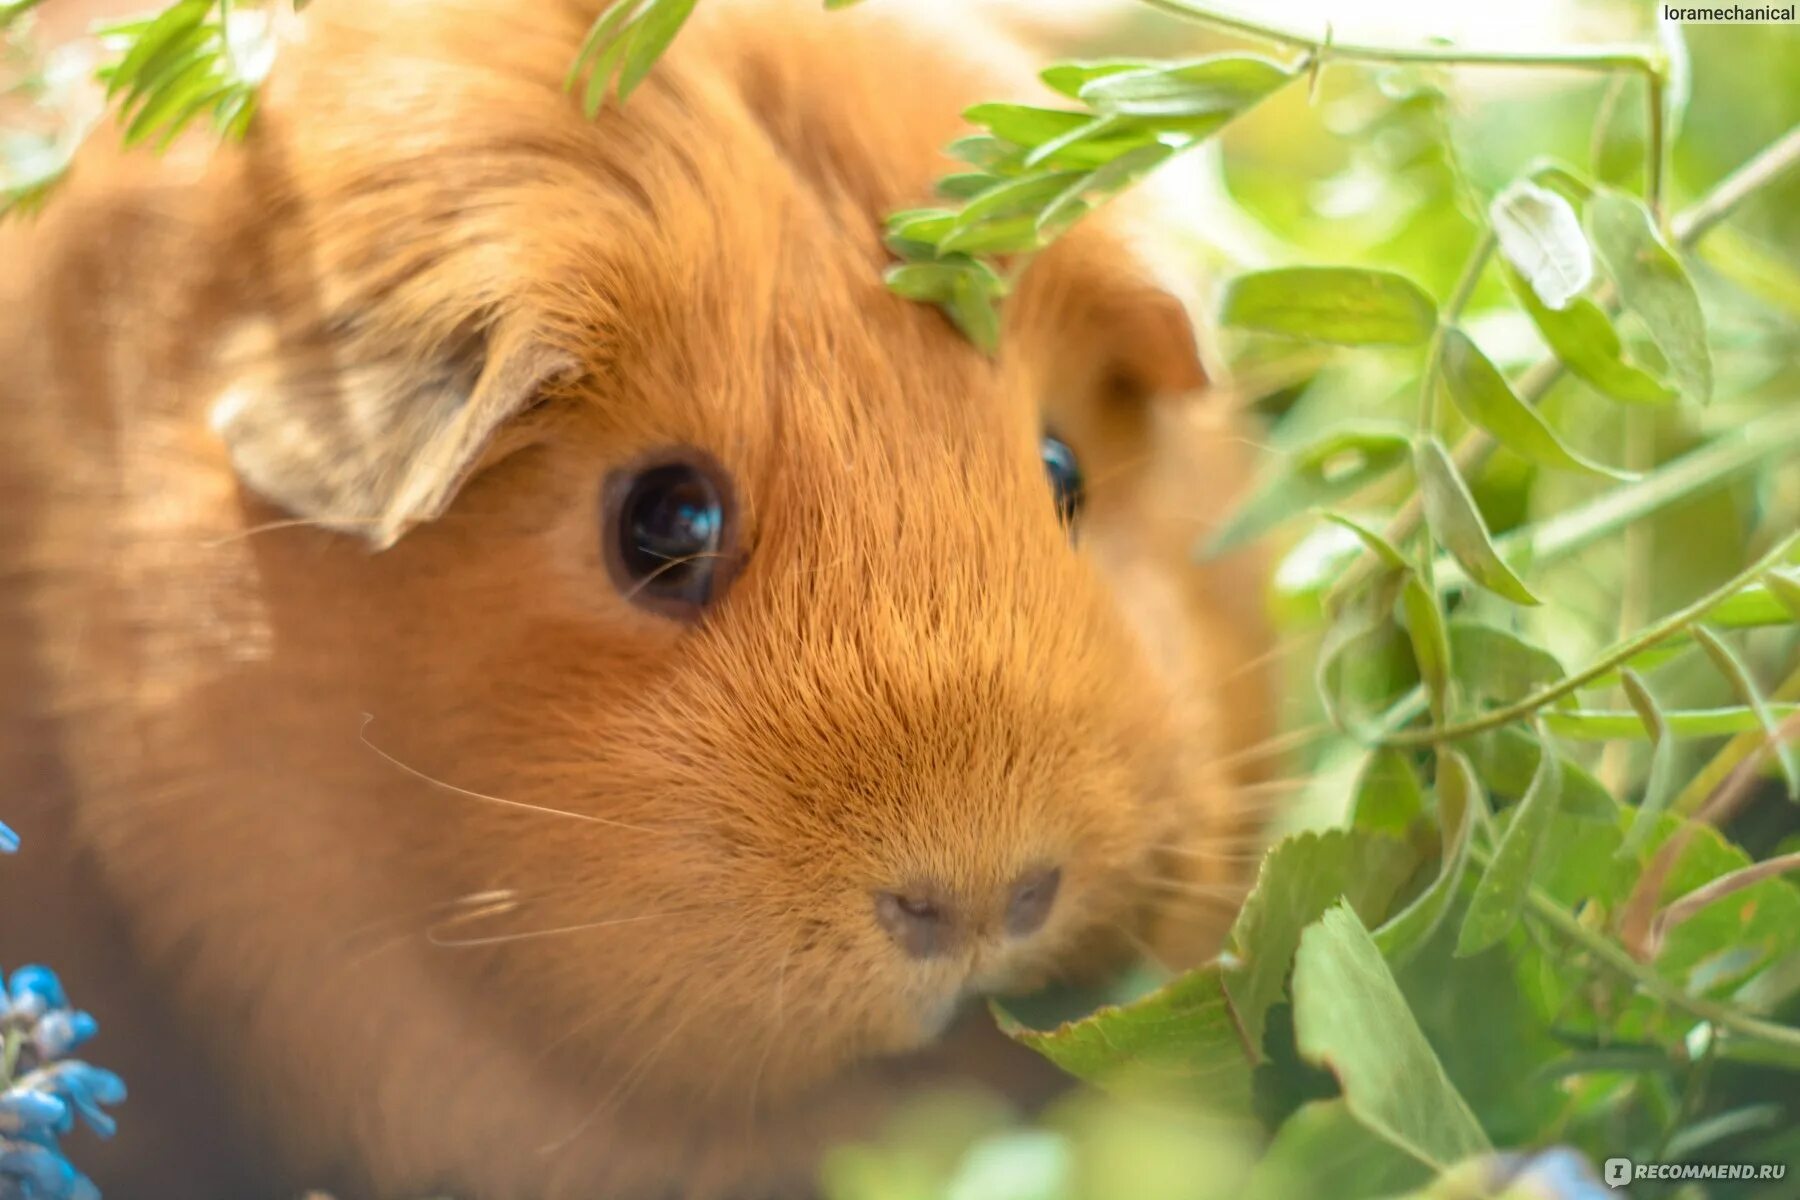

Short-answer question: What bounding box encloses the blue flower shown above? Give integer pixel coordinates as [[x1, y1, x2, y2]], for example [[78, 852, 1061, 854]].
[[1, 833, 123, 1200], [0, 1137, 100, 1200]]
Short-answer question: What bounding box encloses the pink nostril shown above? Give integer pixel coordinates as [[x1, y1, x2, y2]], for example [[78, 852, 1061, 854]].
[[1004, 866, 1062, 939], [874, 889, 952, 960]]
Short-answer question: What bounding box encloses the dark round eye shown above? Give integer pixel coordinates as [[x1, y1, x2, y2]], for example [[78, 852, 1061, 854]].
[[603, 452, 739, 618], [1040, 434, 1084, 528]]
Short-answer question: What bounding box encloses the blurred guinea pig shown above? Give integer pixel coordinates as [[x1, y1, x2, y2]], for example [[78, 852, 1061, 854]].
[[0, 0, 1274, 1196]]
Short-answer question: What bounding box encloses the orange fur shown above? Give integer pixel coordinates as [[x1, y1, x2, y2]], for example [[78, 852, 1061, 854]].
[[0, 1, 1272, 1196]]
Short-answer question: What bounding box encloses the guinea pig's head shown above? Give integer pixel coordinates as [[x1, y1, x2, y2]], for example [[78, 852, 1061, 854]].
[[172, 0, 1266, 1129]]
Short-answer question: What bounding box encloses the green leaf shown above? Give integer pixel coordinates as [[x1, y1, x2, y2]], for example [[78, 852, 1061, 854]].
[[1503, 265, 1675, 405], [1766, 570, 1800, 620], [1293, 905, 1492, 1170], [1203, 424, 1412, 556], [935, 172, 1002, 200], [1034, 143, 1173, 236], [936, 215, 1043, 255], [1242, 1100, 1432, 1200], [616, 0, 697, 101], [1375, 748, 1482, 963], [947, 171, 1086, 230], [1694, 626, 1799, 799], [1039, 59, 1157, 100], [1076, 53, 1293, 121], [1457, 726, 1616, 822], [1316, 567, 1410, 735], [105, 0, 208, 99], [1438, 329, 1633, 479], [1351, 748, 1427, 834], [1018, 113, 1151, 170], [883, 262, 963, 303], [1220, 267, 1438, 346], [1412, 436, 1539, 605], [1447, 621, 1564, 703], [946, 270, 1002, 354], [1401, 575, 1452, 721], [1318, 511, 1410, 574], [1458, 722, 1563, 955], [1220, 829, 1419, 1059], [1587, 188, 1712, 403], [993, 965, 1253, 1115], [1489, 181, 1593, 310], [943, 135, 1025, 172], [1619, 669, 1677, 856], [565, 0, 636, 94]]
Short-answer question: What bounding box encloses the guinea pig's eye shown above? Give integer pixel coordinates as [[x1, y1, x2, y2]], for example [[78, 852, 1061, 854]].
[[1040, 434, 1085, 530], [602, 452, 739, 619]]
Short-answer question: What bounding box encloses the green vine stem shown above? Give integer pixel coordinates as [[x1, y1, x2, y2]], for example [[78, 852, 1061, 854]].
[[1133, 0, 1660, 76], [1334, 122, 1800, 603], [1378, 532, 1800, 748], [1469, 840, 1800, 1067]]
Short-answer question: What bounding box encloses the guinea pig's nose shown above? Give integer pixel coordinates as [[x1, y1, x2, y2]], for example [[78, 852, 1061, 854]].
[[874, 867, 1063, 960], [873, 889, 954, 960], [1003, 866, 1062, 939]]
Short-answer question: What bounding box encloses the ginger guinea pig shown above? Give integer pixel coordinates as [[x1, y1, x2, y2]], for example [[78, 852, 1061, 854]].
[[0, 0, 1274, 1196]]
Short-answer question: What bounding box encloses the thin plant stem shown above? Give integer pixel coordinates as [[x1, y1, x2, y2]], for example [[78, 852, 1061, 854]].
[[1378, 533, 1800, 748], [1132, 0, 1659, 75]]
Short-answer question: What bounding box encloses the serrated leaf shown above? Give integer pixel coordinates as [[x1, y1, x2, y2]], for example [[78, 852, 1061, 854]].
[[1375, 748, 1482, 963], [1503, 264, 1675, 405], [1447, 621, 1564, 703], [1619, 669, 1677, 856], [1694, 626, 1799, 799], [1489, 181, 1593, 310], [1203, 424, 1412, 556], [994, 965, 1253, 1114], [1438, 329, 1633, 479], [1459, 722, 1563, 955], [615, 0, 697, 101], [1412, 436, 1539, 606], [1221, 267, 1438, 346], [1351, 748, 1427, 834], [1293, 905, 1492, 1170], [1076, 53, 1292, 121], [1401, 575, 1452, 720], [1220, 829, 1419, 1059], [1587, 188, 1712, 403]]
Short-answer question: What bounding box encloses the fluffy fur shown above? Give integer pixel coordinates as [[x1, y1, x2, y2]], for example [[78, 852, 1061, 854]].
[[0, 1, 1272, 1196]]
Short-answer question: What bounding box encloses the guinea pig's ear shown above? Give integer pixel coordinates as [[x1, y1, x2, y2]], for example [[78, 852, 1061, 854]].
[[1091, 278, 1212, 402], [209, 321, 576, 549]]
